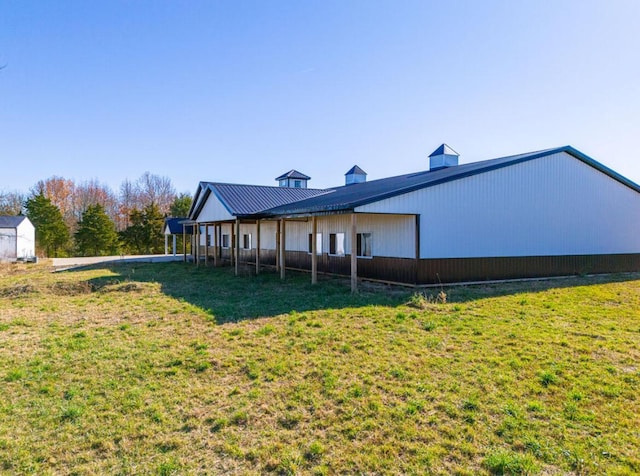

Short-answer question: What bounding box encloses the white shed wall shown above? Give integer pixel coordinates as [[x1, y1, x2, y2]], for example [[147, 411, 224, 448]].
[[0, 227, 17, 260], [357, 152, 640, 258], [16, 220, 35, 259]]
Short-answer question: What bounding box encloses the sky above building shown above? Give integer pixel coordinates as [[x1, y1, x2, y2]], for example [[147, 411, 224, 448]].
[[1, 0, 639, 196]]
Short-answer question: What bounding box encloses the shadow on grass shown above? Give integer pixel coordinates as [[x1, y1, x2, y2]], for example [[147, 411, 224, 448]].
[[80, 261, 409, 324], [68, 261, 640, 323]]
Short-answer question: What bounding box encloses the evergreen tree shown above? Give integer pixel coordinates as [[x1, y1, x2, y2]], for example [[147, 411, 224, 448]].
[[25, 193, 70, 257], [120, 202, 165, 254], [75, 204, 120, 256], [170, 193, 192, 218]]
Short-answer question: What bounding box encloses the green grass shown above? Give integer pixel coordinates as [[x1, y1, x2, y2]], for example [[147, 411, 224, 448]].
[[0, 261, 639, 474]]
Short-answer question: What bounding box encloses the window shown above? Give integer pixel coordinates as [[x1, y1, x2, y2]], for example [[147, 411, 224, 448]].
[[242, 233, 252, 250], [308, 233, 322, 254], [279, 179, 287, 187], [356, 233, 372, 257], [222, 234, 230, 248], [294, 180, 302, 188], [329, 233, 345, 256]]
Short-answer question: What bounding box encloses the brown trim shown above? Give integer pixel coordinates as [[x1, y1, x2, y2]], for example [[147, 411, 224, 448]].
[[417, 254, 640, 285], [225, 252, 640, 286]]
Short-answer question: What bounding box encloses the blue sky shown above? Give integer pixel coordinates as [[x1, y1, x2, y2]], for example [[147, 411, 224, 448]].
[[1, 0, 639, 195]]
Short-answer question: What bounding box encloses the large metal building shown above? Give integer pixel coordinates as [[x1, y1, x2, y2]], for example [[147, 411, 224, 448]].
[[186, 145, 640, 288]]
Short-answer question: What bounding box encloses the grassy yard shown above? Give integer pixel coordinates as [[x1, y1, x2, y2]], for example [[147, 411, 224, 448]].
[[0, 262, 638, 475]]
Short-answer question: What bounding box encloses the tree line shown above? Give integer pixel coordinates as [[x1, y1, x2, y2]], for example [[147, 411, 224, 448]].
[[0, 173, 192, 258]]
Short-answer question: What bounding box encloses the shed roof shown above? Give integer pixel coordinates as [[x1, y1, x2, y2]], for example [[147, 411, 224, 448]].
[[261, 146, 640, 217], [275, 170, 311, 181], [0, 216, 29, 228], [164, 217, 192, 234]]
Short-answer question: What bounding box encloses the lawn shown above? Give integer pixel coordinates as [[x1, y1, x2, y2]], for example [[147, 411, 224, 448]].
[[0, 261, 638, 475]]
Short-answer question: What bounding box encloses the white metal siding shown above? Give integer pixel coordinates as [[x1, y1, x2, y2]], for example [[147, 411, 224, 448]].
[[16, 221, 35, 259], [282, 214, 415, 258], [357, 152, 640, 258], [0, 227, 17, 260], [197, 194, 234, 222]]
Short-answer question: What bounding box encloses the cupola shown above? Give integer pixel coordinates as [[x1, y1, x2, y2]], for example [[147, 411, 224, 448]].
[[345, 165, 367, 185], [429, 144, 459, 171], [275, 170, 310, 188]]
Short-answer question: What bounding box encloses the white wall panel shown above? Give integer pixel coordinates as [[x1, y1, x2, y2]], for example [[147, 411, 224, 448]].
[[279, 214, 415, 258], [197, 194, 234, 222], [357, 152, 640, 258]]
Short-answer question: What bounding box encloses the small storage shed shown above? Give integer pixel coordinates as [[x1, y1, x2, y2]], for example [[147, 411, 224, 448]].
[[163, 217, 191, 256], [0, 216, 36, 262]]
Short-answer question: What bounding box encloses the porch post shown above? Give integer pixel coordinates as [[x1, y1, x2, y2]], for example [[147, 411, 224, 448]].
[[195, 224, 200, 267], [204, 224, 209, 266], [351, 213, 358, 293], [255, 219, 261, 275], [182, 224, 187, 262], [230, 222, 235, 268], [275, 220, 280, 272], [311, 215, 318, 284], [280, 218, 286, 280], [172, 234, 176, 256], [235, 218, 240, 276], [213, 223, 218, 267], [218, 224, 222, 264], [164, 234, 168, 255]]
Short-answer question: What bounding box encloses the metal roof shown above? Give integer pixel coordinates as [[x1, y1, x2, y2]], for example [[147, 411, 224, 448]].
[[164, 217, 191, 234], [345, 165, 367, 176], [189, 182, 330, 220], [274, 170, 311, 181], [261, 146, 640, 217], [188, 146, 640, 221], [0, 216, 29, 228], [429, 143, 459, 157]]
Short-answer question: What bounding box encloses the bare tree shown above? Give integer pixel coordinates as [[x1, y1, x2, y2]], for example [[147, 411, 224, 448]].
[[136, 172, 175, 215], [0, 190, 25, 215], [73, 179, 118, 223], [117, 178, 139, 231]]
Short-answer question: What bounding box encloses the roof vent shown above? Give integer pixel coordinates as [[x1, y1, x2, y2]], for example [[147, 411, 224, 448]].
[[345, 165, 367, 185], [275, 170, 310, 188], [429, 144, 459, 171]]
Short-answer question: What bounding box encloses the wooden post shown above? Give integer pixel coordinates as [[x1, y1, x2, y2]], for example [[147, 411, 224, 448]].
[[195, 224, 199, 267], [255, 219, 261, 275], [230, 222, 235, 268], [218, 224, 222, 264], [275, 220, 280, 272], [311, 215, 318, 284], [213, 223, 218, 267], [182, 224, 187, 262], [235, 218, 240, 276], [172, 234, 176, 257], [164, 234, 168, 255], [351, 213, 358, 293], [204, 224, 209, 266], [280, 219, 286, 280]]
